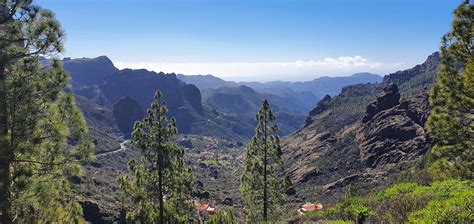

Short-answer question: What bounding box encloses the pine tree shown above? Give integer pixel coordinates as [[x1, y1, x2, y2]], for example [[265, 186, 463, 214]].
[[426, 1, 473, 179], [240, 99, 286, 223], [119, 91, 192, 224], [0, 1, 94, 222]]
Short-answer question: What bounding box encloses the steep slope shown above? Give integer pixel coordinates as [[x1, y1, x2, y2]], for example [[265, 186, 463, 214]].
[[203, 85, 310, 135], [178, 73, 381, 107], [99, 69, 203, 133], [113, 97, 144, 137], [283, 52, 439, 205], [63, 56, 118, 86], [177, 74, 237, 89]]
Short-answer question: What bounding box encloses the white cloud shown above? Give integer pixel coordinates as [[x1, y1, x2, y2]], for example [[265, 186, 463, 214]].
[[114, 56, 402, 82]]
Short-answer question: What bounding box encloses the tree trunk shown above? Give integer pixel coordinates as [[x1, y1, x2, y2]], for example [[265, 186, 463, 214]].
[[0, 68, 12, 224], [158, 163, 164, 224], [263, 117, 268, 222], [158, 143, 164, 224]]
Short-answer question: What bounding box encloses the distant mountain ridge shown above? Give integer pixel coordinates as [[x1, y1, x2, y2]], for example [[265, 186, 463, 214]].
[[60, 55, 384, 142], [202, 85, 310, 135], [177, 72, 383, 98], [63, 56, 118, 85]]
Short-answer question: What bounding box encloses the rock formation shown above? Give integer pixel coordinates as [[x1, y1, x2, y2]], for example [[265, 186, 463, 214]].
[[357, 86, 431, 168], [113, 97, 144, 137], [362, 83, 400, 123]]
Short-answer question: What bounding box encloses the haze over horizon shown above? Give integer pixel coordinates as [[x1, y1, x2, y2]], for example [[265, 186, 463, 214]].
[[38, 0, 457, 82]]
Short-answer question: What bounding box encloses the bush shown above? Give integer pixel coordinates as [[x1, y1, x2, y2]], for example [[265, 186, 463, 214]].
[[373, 180, 472, 223], [208, 210, 237, 224], [408, 190, 474, 223], [324, 197, 374, 224]]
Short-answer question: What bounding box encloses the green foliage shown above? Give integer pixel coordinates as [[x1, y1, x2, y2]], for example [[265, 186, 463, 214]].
[[374, 180, 472, 223], [204, 159, 218, 166], [118, 91, 192, 224], [0, 1, 93, 222], [408, 190, 474, 223], [324, 197, 374, 224], [426, 1, 474, 180], [208, 210, 237, 224], [240, 99, 287, 223]]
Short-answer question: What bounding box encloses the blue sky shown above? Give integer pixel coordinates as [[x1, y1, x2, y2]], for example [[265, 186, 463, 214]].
[[37, 0, 459, 81]]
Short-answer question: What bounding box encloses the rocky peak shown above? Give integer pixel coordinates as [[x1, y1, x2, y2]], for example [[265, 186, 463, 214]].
[[63, 55, 118, 86], [305, 95, 331, 127], [383, 52, 440, 84], [362, 83, 400, 123]]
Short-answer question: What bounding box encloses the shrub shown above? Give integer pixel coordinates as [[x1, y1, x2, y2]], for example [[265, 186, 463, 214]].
[[374, 180, 472, 223], [408, 190, 474, 223], [208, 210, 237, 224]]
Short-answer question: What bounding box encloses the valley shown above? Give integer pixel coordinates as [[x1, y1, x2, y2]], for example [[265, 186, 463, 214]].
[[1, 1, 472, 223], [63, 51, 443, 223]]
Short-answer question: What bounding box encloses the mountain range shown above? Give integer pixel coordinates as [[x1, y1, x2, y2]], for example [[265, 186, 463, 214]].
[[60, 56, 382, 145], [177, 72, 382, 98], [59, 51, 441, 222]]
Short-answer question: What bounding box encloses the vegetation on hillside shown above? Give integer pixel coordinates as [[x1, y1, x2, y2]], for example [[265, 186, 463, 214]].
[[0, 0, 471, 223], [240, 99, 288, 223], [301, 1, 473, 223], [118, 91, 192, 223], [0, 1, 94, 223]]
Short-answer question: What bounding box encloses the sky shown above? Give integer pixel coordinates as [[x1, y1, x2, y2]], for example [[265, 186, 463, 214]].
[[37, 0, 460, 82]]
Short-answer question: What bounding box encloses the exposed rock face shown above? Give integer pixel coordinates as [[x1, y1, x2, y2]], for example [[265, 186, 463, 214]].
[[71, 84, 111, 106], [357, 91, 431, 168], [63, 56, 118, 86], [100, 69, 202, 133], [182, 83, 204, 114], [362, 83, 400, 123], [113, 97, 144, 137], [282, 53, 438, 205], [383, 52, 440, 84], [305, 95, 331, 127]]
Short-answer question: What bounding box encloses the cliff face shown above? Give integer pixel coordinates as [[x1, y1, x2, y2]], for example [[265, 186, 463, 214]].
[[113, 97, 144, 137], [357, 86, 431, 168], [99, 69, 203, 133], [283, 53, 439, 205], [63, 56, 118, 86]]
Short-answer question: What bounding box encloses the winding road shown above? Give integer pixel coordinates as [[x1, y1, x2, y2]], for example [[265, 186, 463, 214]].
[[95, 140, 131, 158]]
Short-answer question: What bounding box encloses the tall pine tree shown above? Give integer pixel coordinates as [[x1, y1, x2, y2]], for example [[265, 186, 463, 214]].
[[119, 91, 192, 224], [240, 99, 286, 223], [426, 1, 473, 180], [0, 1, 94, 222]]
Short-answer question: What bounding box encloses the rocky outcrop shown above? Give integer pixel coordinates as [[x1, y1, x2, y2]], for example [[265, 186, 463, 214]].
[[113, 97, 144, 137], [64, 56, 118, 86], [305, 95, 331, 127], [357, 90, 431, 168], [100, 69, 203, 133], [362, 83, 400, 123], [282, 53, 438, 205], [383, 52, 440, 84]]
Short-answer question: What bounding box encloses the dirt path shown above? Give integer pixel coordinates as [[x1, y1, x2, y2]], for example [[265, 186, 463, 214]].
[[95, 140, 131, 157]]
